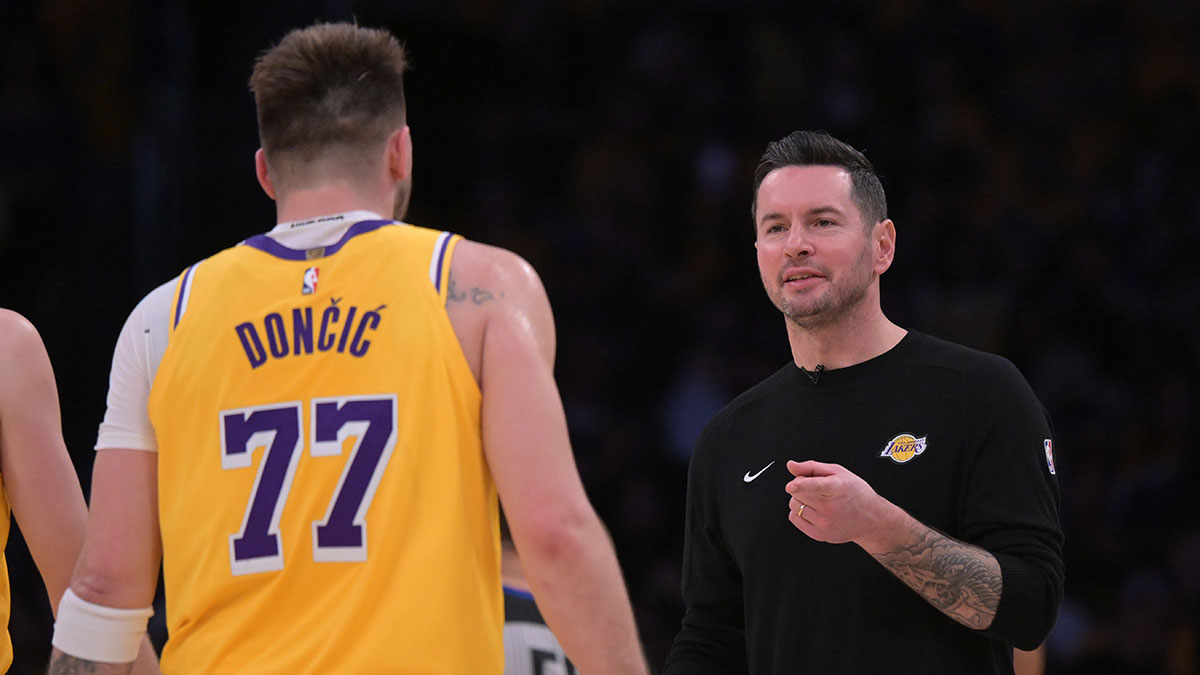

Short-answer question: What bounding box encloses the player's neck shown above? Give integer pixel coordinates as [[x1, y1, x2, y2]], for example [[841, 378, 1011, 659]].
[[784, 306, 905, 372], [274, 184, 392, 226]]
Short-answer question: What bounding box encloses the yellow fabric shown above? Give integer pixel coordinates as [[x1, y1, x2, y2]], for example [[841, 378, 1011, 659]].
[[148, 223, 499, 673], [0, 483, 11, 672]]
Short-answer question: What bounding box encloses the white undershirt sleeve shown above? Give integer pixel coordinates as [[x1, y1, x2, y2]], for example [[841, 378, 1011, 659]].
[[95, 217, 376, 452], [95, 280, 175, 452]]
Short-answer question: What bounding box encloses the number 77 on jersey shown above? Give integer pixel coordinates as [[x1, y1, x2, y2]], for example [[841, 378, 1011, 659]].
[[220, 395, 398, 575]]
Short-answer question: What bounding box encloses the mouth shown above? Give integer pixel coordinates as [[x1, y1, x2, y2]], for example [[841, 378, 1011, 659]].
[[782, 270, 824, 286]]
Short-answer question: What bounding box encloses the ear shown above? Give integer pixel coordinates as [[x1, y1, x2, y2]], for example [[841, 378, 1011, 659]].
[[255, 149, 276, 200], [874, 219, 896, 274], [386, 126, 412, 181]]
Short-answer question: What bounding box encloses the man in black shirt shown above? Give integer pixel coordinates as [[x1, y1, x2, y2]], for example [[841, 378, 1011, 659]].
[[664, 131, 1063, 674]]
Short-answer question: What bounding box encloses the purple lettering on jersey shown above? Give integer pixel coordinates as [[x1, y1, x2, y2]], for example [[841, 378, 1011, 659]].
[[235, 322, 268, 368], [264, 312, 289, 358], [311, 397, 398, 559], [235, 301, 378, 368], [336, 306, 358, 353], [220, 397, 396, 573], [223, 406, 303, 567], [293, 307, 314, 355], [349, 309, 381, 357], [318, 305, 339, 351]]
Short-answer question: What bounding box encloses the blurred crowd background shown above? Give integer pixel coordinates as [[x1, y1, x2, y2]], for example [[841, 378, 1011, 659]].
[[2, 1, 1198, 672]]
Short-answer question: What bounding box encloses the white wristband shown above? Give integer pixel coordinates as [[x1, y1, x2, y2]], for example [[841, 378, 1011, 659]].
[[51, 588, 153, 663]]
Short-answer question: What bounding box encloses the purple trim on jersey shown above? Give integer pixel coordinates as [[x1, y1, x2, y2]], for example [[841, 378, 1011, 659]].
[[242, 220, 395, 260], [433, 232, 452, 292], [173, 264, 197, 329]]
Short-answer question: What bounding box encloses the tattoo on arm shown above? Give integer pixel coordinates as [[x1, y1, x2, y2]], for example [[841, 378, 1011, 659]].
[[48, 654, 133, 675], [871, 526, 1002, 630], [447, 277, 503, 306]]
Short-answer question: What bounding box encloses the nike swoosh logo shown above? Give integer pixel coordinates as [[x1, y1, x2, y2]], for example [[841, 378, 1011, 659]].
[[743, 460, 775, 483]]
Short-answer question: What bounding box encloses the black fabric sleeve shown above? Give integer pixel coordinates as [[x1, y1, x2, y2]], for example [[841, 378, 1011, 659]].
[[664, 421, 750, 674], [960, 356, 1065, 649]]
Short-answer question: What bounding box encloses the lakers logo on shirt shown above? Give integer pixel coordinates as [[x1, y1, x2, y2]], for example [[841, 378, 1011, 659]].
[[879, 433, 927, 464]]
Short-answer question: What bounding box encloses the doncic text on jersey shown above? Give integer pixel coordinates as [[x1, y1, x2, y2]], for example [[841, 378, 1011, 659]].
[[234, 297, 384, 368]]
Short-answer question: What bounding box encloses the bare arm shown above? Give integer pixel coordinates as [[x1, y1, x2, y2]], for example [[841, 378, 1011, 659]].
[[449, 243, 646, 674], [0, 311, 88, 615], [48, 449, 162, 674], [858, 506, 1000, 629], [49, 645, 160, 675], [0, 312, 160, 673], [785, 460, 1001, 630]]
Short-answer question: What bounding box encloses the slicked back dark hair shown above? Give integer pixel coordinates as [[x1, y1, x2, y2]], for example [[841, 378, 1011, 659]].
[[751, 130, 887, 228], [249, 22, 407, 175]]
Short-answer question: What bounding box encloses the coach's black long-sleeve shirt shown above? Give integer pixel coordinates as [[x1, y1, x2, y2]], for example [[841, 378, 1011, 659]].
[[665, 332, 1064, 674]]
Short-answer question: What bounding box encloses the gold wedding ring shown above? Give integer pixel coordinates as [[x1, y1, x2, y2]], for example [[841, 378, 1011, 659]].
[[796, 503, 807, 520]]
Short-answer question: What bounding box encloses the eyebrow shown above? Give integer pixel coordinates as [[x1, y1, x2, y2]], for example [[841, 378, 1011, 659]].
[[758, 205, 845, 225]]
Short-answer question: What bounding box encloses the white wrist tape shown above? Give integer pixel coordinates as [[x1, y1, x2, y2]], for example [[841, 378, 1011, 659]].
[[51, 588, 153, 663]]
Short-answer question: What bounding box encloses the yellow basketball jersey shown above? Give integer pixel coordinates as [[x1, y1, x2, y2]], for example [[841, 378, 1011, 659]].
[[0, 483, 11, 672], [148, 221, 500, 674]]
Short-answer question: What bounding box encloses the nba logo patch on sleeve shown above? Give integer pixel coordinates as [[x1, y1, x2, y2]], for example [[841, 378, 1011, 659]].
[[302, 267, 319, 295], [1044, 439, 1056, 475]]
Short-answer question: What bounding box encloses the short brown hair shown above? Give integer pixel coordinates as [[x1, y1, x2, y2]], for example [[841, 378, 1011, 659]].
[[249, 22, 408, 184], [751, 130, 887, 227]]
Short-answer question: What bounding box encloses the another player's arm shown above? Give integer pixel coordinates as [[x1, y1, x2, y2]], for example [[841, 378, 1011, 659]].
[[0, 311, 88, 618], [48, 448, 161, 674], [453, 243, 647, 675], [0, 312, 160, 674]]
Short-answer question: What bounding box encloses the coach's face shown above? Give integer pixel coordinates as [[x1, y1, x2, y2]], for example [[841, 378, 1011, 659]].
[[754, 165, 893, 329]]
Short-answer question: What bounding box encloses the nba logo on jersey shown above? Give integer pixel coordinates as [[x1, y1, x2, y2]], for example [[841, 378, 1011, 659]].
[[302, 267, 319, 295], [1044, 439, 1056, 475]]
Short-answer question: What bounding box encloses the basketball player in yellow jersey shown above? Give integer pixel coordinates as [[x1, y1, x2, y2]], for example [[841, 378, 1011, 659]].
[[0, 311, 158, 673], [50, 22, 647, 674]]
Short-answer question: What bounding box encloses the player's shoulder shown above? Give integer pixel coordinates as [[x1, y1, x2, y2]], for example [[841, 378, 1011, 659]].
[[0, 308, 44, 356], [0, 307, 36, 338], [451, 238, 543, 291], [123, 278, 179, 331], [0, 309, 51, 399]]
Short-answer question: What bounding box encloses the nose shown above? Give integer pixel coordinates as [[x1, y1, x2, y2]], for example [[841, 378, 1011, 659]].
[[784, 225, 813, 258]]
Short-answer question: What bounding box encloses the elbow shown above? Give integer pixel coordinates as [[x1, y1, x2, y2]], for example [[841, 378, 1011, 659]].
[[992, 561, 1064, 650], [1008, 595, 1061, 650], [69, 557, 156, 610], [70, 569, 130, 608], [1009, 622, 1053, 652], [513, 505, 599, 568]]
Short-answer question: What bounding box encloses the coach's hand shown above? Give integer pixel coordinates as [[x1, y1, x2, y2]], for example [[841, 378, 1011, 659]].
[[784, 459, 905, 547]]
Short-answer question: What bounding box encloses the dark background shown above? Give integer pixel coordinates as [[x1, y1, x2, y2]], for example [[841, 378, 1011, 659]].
[[3, 1, 1198, 673]]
